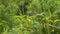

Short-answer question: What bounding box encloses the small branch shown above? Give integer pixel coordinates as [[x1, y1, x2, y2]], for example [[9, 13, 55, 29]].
[[48, 24, 60, 29]]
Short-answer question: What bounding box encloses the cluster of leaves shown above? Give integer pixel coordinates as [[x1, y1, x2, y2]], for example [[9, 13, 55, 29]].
[[0, 0, 60, 34]]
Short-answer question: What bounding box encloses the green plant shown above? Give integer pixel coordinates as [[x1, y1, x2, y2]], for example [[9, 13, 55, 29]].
[[0, 0, 60, 34]]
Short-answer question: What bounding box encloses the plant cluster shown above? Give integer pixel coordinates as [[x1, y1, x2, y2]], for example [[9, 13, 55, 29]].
[[0, 0, 60, 34]]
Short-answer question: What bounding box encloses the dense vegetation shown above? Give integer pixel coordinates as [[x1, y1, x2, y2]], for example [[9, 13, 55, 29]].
[[0, 0, 60, 34]]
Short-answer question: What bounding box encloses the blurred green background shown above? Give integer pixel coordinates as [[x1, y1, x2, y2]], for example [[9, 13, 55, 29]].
[[0, 0, 60, 34]]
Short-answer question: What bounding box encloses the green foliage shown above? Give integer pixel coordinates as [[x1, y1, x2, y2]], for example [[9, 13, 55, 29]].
[[0, 0, 60, 34]]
